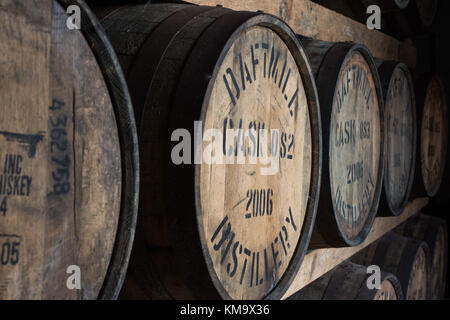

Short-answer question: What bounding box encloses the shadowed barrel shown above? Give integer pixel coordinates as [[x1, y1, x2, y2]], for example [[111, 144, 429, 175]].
[[0, 0, 139, 299], [95, 3, 322, 299]]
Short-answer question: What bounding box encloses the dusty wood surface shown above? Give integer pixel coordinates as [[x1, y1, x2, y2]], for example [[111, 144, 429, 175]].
[[281, 197, 428, 299], [186, 0, 417, 68], [0, 0, 122, 299]]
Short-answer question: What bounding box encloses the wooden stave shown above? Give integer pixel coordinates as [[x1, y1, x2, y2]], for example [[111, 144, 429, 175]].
[[413, 74, 448, 198], [289, 261, 403, 300], [376, 61, 417, 216], [394, 213, 448, 299], [298, 38, 385, 247], [98, 3, 231, 300], [98, 4, 322, 300], [352, 232, 431, 299], [0, 0, 139, 299], [57, 0, 140, 300]]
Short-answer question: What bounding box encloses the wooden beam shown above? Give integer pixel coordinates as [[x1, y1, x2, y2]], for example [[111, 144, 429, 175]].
[[281, 197, 429, 299], [185, 0, 416, 68]]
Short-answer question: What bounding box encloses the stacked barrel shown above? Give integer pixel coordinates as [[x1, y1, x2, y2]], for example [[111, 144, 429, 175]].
[[0, 0, 139, 299], [0, 0, 448, 300]]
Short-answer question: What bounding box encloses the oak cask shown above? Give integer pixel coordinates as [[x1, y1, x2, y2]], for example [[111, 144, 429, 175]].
[[96, 4, 322, 300], [0, 0, 139, 299], [298, 38, 385, 247], [289, 261, 403, 300], [376, 61, 416, 216], [352, 232, 431, 299], [414, 74, 448, 198], [395, 214, 448, 299]]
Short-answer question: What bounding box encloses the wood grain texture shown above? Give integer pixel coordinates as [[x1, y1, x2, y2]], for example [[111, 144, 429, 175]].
[[185, 0, 417, 68], [394, 214, 448, 299], [288, 261, 403, 300], [281, 197, 428, 299], [0, 0, 139, 299]]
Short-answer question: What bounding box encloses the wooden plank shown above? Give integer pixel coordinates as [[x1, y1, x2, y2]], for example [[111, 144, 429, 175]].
[[281, 197, 429, 299], [185, 0, 417, 68]]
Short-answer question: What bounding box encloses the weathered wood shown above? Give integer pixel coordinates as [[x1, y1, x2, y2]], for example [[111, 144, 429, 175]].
[[352, 232, 430, 300], [377, 61, 416, 216], [298, 39, 384, 247], [289, 261, 403, 300], [394, 213, 448, 299], [98, 4, 322, 300], [184, 0, 417, 68], [0, 0, 139, 299], [414, 74, 448, 198], [281, 197, 428, 299]]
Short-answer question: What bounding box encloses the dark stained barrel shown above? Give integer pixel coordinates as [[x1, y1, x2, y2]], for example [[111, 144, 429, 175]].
[[376, 61, 416, 216], [289, 261, 403, 300], [352, 232, 431, 299], [414, 74, 448, 198], [394, 213, 448, 299], [388, 0, 439, 39], [298, 38, 385, 247], [96, 3, 322, 300], [0, 0, 139, 299]]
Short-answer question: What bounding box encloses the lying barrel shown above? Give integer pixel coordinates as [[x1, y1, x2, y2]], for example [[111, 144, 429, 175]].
[[289, 261, 403, 300], [96, 3, 322, 300], [414, 74, 448, 198], [388, 0, 439, 39], [298, 38, 385, 247], [0, 0, 139, 299], [352, 232, 431, 299], [376, 61, 416, 216], [394, 214, 448, 299]]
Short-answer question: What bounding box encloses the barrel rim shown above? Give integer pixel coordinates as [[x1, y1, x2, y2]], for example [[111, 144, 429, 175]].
[[194, 13, 322, 300], [378, 61, 417, 216], [57, 0, 140, 300], [315, 42, 385, 247]]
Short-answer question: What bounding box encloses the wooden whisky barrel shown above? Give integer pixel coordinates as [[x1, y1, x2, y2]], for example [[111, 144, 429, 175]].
[[376, 61, 416, 216], [96, 4, 322, 300], [298, 38, 385, 247], [387, 0, 439, 39], [414, 74, 448, 198], [394, 213, 448, 299], [0, 0, 139, 299], [289, 261, 403, 300], [352, 232, 431, 299]]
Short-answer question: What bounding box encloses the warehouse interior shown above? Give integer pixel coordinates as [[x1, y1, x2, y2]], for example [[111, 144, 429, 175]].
[[0, 0, 450, 304]]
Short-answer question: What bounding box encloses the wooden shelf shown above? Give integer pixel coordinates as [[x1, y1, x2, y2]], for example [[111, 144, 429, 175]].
[[186, 0, 416, 68], [281, 197, 429, 299]]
